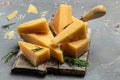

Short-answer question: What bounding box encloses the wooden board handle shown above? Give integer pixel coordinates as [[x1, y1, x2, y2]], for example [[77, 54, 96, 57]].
[[81, 5, 106, 22]]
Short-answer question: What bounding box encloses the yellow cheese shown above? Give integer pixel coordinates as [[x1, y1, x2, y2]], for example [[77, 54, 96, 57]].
[[20, 32, 64, 63], [17, 18, 50, 34], [62, 39, 89, 58], [72, 16, 88, 33], [19, 41, 50, 66], [50, 4, 72, 35], [52, 20, 87, 44], [7, 10, 18, 20], [27, 3, 38, 14]]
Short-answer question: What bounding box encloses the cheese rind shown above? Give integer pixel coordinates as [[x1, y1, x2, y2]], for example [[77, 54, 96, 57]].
[[19, 41, 50, 66], [52, 20, 87, 44], [20, 32, 64, 63], [17, 18, 49, 34], [50, 4, 72, 35], [62, 39, 89, 58]]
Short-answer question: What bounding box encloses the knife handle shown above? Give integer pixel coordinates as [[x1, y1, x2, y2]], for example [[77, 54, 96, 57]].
[[81, 5, 106, 22]]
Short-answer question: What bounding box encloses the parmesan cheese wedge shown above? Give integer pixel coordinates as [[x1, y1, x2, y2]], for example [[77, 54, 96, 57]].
[[27, 3, 38, 14], [17, 18, 49, 34], [50, 4, 72, 35], [62, 38, 89, 58], [19, 41, 50, 66], [72, 16, 88, 33], [20, 32, 64, 63], [52, 20, 87, 44], [7, 10, 18, 20]]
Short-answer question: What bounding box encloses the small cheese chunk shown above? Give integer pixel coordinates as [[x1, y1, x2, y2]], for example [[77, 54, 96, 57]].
[[17, 18, 49, 34], [52, 20, 87, 44], [27, 3, 38, 14], [62, 39, 89, 58], [19, 41, 50, 66], [50, 4, 72, 35], [7, 10, 18, 20], [20, 32, 64, 63]]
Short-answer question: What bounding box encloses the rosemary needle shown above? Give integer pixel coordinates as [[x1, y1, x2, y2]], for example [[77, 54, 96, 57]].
[[1, 23, 16, 29], [31, 46, 43, 53]]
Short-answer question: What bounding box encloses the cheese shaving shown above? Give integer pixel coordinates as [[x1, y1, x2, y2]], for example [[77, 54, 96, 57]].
[[7, 10, 18, 20], [3, 30, 16, 40], [17, 14, 25, 20], [27, 3, 38, 14], [39, 11, 48, 18]]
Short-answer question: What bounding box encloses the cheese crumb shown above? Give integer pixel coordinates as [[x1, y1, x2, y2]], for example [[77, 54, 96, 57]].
[[39, 11, 48, 18], [3, 30, 16, 40], [7, 10, 18, 20], [27, 3, 38, 14]]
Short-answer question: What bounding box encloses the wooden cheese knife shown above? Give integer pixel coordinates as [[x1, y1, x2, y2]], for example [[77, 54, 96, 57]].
[[81, 5, 106, 22]]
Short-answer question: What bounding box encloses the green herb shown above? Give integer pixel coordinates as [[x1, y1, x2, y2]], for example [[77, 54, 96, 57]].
[[31, 46, 43, 52], [2, 46, 19, 63], [2, 51, 18, 63], [1, 23, 16, 29], [64, 57, 88, 67]]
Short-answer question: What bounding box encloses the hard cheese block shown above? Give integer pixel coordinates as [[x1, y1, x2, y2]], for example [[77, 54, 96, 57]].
[[20, 32, 64, 63], [50, 4, 72, 35], [52, 20, 87, 44], [17, 18, 49, 34], [19, 41, 50, 66], [62, 38, 89, 58]]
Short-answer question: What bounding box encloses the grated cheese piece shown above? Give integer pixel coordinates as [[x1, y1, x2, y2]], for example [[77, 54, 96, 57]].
[[27, 3, 38, 14], [7, 10, 18, 20], [39, 11, 48, 18], [17, 14, 25, 20], [3, 30, 16, 40]]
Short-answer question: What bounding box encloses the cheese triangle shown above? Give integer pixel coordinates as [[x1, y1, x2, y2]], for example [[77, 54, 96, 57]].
[[19, 41, 50, 66], [52, 20, 87, 44], [50, 4, 72, 35], [17, 18, 50, 34], [27, 3, 38, 14]]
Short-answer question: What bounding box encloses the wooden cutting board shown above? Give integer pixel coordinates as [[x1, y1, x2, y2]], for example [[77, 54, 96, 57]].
[[12, 51, 88, 77], [11, 30, 91, 77]]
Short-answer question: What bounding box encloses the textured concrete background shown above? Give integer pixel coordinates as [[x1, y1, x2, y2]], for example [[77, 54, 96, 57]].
[[0, 0, 120, 80]]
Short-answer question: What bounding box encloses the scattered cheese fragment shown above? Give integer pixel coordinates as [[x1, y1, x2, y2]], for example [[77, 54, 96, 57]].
[[20, 31, 64, 63], [52, 20, 87, 44], [17, 18, 49, 34], [7, 10, 18, 20], [27, 3, 38, 14], [50, 4, 72, 35], [62, 39, 89, 58], [19, 41, 50, 66], [3, 30, 16, 40]]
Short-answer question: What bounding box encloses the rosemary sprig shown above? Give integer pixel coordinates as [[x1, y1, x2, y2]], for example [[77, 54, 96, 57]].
[[2, 51, 18, 63], [1, 23, 16, 29], [64, 57, 88, 67], [31, 46, 43, 53]]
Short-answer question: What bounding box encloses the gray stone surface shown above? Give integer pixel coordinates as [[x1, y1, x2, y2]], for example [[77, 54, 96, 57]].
[[0, 0, 120, 80]]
